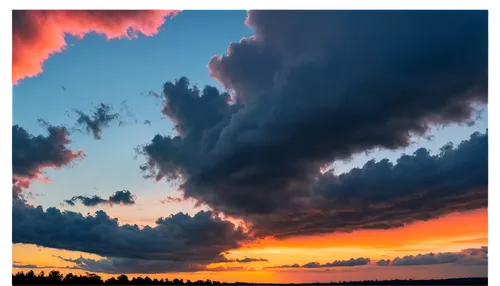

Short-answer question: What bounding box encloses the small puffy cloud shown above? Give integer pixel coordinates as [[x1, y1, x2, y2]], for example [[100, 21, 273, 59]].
[[108, 190, 135, 205], [376, 259, 391, 266], [65, 190, 135, 207], [12, 10, 179, 84], [73, 103, 120, 140]]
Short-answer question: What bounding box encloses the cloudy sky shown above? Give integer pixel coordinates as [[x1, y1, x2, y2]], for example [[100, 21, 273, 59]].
[[12, 10, 488, 283]]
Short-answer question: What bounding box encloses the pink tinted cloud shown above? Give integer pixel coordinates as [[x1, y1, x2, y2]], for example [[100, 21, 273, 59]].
[[12, 10, 179, 84]]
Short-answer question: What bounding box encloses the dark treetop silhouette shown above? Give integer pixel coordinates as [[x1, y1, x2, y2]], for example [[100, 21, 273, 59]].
[[12, 270, 487, 285]]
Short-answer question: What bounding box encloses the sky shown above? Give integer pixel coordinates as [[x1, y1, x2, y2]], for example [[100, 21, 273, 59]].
[[12, 10, 488, 283]]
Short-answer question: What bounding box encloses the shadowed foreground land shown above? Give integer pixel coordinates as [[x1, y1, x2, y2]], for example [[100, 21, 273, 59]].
[[11, 271, 487, 285]]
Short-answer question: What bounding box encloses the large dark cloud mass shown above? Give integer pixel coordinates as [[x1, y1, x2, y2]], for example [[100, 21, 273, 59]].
[[12, 200, 248, 261], [65, 190, 136, 207], [138, 10, 488, 238], [73, 103, 120, 140], [376, 247, 487, 266]]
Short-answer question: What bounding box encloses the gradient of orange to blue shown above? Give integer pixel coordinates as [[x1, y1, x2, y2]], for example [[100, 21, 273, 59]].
[[12, 10, 487, 283]]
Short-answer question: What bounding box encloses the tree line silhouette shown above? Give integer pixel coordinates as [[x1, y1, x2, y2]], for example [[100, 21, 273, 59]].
[[12, 271, 487, 285], [12, 270, 226, 285]]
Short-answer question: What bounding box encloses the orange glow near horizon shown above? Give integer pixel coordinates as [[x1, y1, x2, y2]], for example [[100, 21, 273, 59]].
[[13, 208, 487, 283]]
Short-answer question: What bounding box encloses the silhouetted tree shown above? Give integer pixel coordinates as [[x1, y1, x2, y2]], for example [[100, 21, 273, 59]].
[[117, 274, 129, 284], [11, 271, 488, 285]]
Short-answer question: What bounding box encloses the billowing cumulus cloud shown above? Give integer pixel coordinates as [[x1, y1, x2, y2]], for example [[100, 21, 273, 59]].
[[73, 103, 120, 140], [268, 257, 370, 269], [139, 11, 488, 238], [64, 190, 136, 207], [378, 247, 488, 266], [251, 131, 488, 237], [13, 200, 248, 261], [12, 10, 179, 84]]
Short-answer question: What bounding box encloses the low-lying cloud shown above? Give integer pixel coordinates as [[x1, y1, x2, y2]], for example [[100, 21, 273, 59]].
[[377, 247, 488, 266], [55, 256, 208, 274], [13, 200, 248, 261], [267, 257, 370, 269]]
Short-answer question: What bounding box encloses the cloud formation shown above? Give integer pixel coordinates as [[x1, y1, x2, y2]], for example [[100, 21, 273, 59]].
[[55, 256, 208, 274], [13, 125, 84, 180], [73, 103, 120, 140], [233, 257, 268, 263], [377, 247, 487, 266], [13, 200, 248, 261], [12, 124, 84, 199], [268, 257, 370, 269], [12, 10, 179, 84], [64, 190, 135, 207], [139, 11, 488, 238]]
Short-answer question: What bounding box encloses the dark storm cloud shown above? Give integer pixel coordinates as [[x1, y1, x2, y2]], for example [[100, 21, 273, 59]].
[[139, 10, 488, 236], [251, 131, 488, 237], [55, 256, 208, 274], [267, 258, 370, 269], [13, 200, 248, 261], [13, 125, 84, 180], [64, 190, 135, 207], [381, 247, 488, 266], [73, 103, 120, 140]]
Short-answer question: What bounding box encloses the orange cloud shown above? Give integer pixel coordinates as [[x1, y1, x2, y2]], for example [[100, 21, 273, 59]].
[[12, 10, 179, 84]]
